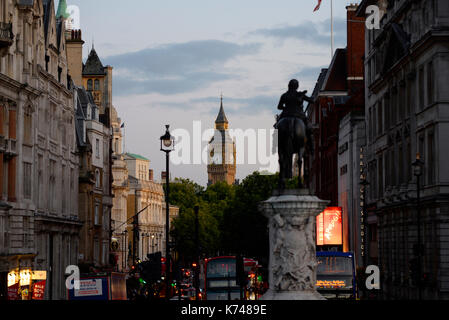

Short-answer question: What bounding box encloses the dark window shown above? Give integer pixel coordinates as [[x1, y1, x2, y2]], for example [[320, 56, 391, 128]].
[[94, 79, 100, 91], [427, 62, 434, 105], [87, 79, 93, 91], [428, 132, 435, 185], [385, 96, 390, 129], [378, 101, 383, 135], [418, 67, 424, 110], [378, 156, 383, 196]]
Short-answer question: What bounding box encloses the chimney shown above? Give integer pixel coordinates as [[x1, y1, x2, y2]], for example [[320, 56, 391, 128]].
[[346, 4, 365, 79], [149, 169, 154, 181], [66, 29, 84, 87]]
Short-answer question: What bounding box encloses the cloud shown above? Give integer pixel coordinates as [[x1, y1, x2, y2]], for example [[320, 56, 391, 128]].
[[291, 65, 327, 83], [104, 40, 262, 96], [251, 18, 346, 48], [190, 95, 279, 116]]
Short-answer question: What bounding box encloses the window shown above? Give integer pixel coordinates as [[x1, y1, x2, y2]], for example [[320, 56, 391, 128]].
[[94, 238, 100, 265], [87, 79, 93, 91], [398, 145, 404, 184], [95, 169, 101, 188], [428, 132, 435, 185], [102, 241, 108, 265], [391, 149, 396, 187], [391, 89, 397, 125], [38, 155, 43, 208], [94, 79, 100, 91], [418, 67, 424, 110], [378, 156, 383, 196], [378, 101, 383, 135], [427, 62, 434, 105], [49, 160, 56, 212], [23, 162, 32, 199], [96, 138, 100, 158], [23, 108, 32, 144], [62, 165, 66, 214], [373, 105, 377, 138], [406, 141, 412, 183], [385, 96, 390, 129], [419, 135, 425, 183], [94, 204, 100, 225]]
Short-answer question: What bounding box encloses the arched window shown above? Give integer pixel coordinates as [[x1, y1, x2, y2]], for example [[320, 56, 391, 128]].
[[87, 79, 93, 91], [94, 79, 100, 91]]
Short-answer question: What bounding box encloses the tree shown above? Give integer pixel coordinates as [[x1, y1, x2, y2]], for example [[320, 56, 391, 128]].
[[221, 172, 278, 263], [168, 179, 223, 264]]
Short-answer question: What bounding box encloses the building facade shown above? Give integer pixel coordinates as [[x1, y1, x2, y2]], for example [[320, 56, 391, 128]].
[[124, 153, 178, 265], [0, 0, 81, 300], [74, 86, 113, 272], [307, 4, 365, 254], [207, 97, 236, 185], [357, 0, 449, 299], [110, 106, 129, 272]]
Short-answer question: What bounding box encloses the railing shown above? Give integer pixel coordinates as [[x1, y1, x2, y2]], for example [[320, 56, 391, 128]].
[[0, 22, 13, 47]]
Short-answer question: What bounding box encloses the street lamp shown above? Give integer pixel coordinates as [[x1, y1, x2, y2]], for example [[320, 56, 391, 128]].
[[412, 153, 424, 300], [160, 125, 175, 300]]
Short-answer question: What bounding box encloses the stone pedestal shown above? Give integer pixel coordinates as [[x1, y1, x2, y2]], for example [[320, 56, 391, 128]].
[[259, 189, 329, 300]]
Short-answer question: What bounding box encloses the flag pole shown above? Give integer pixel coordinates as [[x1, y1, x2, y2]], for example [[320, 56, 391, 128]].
[[331, 0, 334, 59]]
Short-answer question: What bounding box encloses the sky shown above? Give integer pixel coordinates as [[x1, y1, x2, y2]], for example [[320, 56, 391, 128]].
[[64, 0, 361, 186]]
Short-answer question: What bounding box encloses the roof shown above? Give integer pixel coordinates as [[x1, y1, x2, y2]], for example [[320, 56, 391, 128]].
[[321, 48, 347, 92], [82, 48, 106, 76], [126, 153, 150, 161], [311, 68, 328, 100], [215, 96, 228, 124]]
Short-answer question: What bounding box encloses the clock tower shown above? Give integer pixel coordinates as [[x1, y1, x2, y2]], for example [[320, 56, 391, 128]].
[[207, 96, 236, 185]]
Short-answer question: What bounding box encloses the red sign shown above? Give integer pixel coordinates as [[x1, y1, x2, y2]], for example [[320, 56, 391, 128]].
[[316, 207, 343, 246], [32, 280, 46, 300], [7, 283, 19, 300]]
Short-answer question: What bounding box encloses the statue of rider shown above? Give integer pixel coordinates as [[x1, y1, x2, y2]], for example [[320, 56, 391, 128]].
[[275, 79, 314, 153]]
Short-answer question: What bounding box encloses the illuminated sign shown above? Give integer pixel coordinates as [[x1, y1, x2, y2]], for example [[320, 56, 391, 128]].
[[316, 207, 343, 246], [316, 280, 347, 288]]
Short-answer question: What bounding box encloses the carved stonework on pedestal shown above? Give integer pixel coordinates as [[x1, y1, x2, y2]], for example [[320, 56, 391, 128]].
[[259, 189, 329, 300]]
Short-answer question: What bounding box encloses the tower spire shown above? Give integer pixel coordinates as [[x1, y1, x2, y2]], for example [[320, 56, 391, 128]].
[[215, 94, 228, 125], [56, 0, 70, 20]]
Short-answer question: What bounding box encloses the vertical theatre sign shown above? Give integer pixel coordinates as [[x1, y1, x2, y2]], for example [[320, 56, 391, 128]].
[[316, 207, 343, 246]]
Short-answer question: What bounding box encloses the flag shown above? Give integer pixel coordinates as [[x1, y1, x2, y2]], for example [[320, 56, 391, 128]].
[[314, 0, 322, 12], [121, 122, 125, 128]]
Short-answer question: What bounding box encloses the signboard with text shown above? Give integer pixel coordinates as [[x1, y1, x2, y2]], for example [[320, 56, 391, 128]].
[[67, 277, 109, 300], [7, 283, 19, 300], [316, 207, 343, 246], [32, 280, 46, 300]]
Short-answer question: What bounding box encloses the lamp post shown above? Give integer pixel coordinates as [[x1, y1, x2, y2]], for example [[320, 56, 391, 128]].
[[160, 125, 175, 300], [412, 153, 424, 300]]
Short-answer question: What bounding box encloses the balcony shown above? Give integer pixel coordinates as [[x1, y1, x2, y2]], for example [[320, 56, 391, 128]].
[[0, 22, 13, 49]]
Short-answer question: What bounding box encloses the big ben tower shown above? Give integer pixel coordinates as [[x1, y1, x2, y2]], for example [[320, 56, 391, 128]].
[[207, 96, 236, 185]]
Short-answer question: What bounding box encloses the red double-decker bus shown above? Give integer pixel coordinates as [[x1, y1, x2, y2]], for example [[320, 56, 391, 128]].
[[200, 256, 239, 300], [199, 256, 262, 300]]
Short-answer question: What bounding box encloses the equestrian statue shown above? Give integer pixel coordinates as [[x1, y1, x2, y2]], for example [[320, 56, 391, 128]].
[[275, 79, 314, 190]]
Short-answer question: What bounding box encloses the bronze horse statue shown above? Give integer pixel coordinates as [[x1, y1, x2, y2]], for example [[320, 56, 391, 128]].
[[275, 79, 314, 190]]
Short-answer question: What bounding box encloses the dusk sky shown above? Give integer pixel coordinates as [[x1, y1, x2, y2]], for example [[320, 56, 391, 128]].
[[65, 0, 361, 186]]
